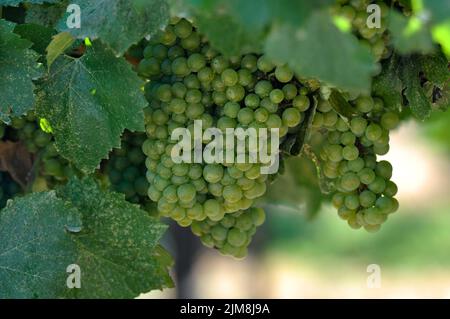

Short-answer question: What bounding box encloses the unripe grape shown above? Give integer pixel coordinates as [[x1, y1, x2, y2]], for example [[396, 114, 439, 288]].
[[174, 18, 193, 39], [237, 108, 254, 125], [269, 89, 284, 104], [355, 95, 374, 113], [375, 160, 393, 179], [250, 207, 265, 226], [257, 55, 274, 73], [177, 183, 196, 202], [340, 172, 360, 192], [350, 117, 368, 136], [342, 145, 359, 161], [368, 176, 386, 194], [211, 56, 230, 74], [282, 108, 302, 128], [254, 81, 272, 98], [365, 123, 383, 141], [203, 164, 224, 183], [359, 190, 376, 208], [292, 95, 310, 112], [344, 193, 360, 210], [227, 228, 247, 247], [226, 85, 245, 102], [241, 55, 257, 71], [358, 167, 376, 185], [221, 69, 239, 87], [172, 57, 190, 76], [332, 192, 345, 209], [275, 64, 294, 83], [381, 111, 399, 130]]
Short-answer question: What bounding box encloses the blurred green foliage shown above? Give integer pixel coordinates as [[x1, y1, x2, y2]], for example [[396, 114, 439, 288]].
[[266, 203, 450, 269], [421, 110, 450, 154]]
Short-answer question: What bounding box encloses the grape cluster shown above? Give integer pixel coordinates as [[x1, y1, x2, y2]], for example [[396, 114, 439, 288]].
[[333, 0, 391, 62], [140, 17, 311, 257], [105, 130, 154, 211], [314, 95, 400, 232], [0, 172, 21, 208], [191, 207, 265, 259], [7, 113, 77, 187]]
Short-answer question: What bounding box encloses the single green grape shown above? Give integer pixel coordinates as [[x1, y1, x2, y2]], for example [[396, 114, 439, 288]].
[[274, 65, 294, 83], [177, 183, 197, 202]]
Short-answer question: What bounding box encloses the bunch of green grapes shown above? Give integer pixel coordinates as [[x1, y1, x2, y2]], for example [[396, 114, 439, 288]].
[[313, 94, 400, 232], [105, 130, 154, 211], [333, 0, 391, 62], [191, 207, 265, 259], [0, 172, 22, 208], [140, 17, 312, 257], [6, 113, 77, 187]]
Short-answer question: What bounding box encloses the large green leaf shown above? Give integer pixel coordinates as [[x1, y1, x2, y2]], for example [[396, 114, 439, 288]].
[[265, 11, 377, 94], [56, 178, 173, 298], [388, 11, 434, 54], [25, 2, 67, 28], [0, 192, 82, 299], [57, 0, 169, 56], [0, 0, 60, 5], [170, 0, 265, 56], [13, 23, 56, 56], [36, 41, 147, 173], [171, 0, 332, 57], [400, 56, 432, 120], [0, 19, 42, 123], [0, 178, 173, 299], [372, 54, 404, 112], [195, 13, 264, 57], [418, 52, 450, 87]]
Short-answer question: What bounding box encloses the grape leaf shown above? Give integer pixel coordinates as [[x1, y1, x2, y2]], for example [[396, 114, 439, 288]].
[[56, 178, 173, 298], [0, 0, 60, 5], [418, 53, 450, 111], [57, 0, 169, 56], [400, 56, 432, 120], [170, 0, 264, 56], [265, 11, 377, 94], [388, 11, 434, 54], [195, 14, 264, 57], [46, 32, 75, 68], [14, 23, 56, 56], [372, 54, 404, 112], [171, 0, 332, 57], [227, 0, 335, 30], [418, 52, 450, 87], [36, 41, 147, 173], [0, 192, 83, 299], [0, 19, 42, 123], [25, 2, 67, 28], [0, 178, 173, 299]]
